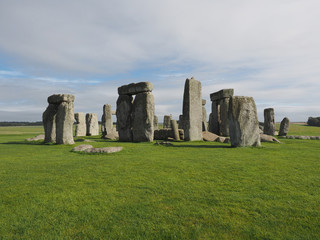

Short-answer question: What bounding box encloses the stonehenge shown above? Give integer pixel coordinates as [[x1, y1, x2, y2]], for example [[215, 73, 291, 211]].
[[116, 82, 154, 142], [74, 112, 86, 137], [181, 77, 202, 141], [163, 115, 172, 128], [264, 108, 275, 135], [101, 104, 114, 137], [86, 113, 99, 136], [202, 99, 208, 131], [43, 94, 75, 144], [209, 89, 234, 137], [228, 96, 261, 147]]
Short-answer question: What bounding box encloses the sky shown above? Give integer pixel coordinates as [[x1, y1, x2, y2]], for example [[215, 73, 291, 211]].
[[0, 0, 319, 122]]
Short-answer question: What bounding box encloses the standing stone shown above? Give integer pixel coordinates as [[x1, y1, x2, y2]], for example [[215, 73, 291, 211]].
[[202, 99, 208, 131], [228, 96, 261, 147], [264, 108, 275, 135], [101, 104, 113, 136], [74, 112, 86, 137], [86, 113, 99, 136], [171, 119, 180, 140], [182, 77, 202, 141], [178, 115, 184, 130], [132, 92, 154, 142], [279, 117, 290, 136], [154, 115, 159, 130], [163, 115, 172, 128], [43, 94, 75, 144], [43, 104, 58, 143], [116, 95, 133, 142], [56, 101, 74, 144], [219, 98, 230, 136]]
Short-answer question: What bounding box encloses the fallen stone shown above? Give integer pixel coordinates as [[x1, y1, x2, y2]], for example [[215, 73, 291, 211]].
[[84, 146, 123, 153], [154, 141, 173, 146], [26, 134, 45, 141], [202, 131, 219, 142], [72, 144, 93, 152], [215, 137, 226, 143], [118, 82, 153, 95], [154, 128, 184, 140], [260, 134, 281, 143]]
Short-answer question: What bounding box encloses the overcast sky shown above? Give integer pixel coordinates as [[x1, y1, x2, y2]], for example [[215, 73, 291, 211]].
[[1, 0, 319, 122]]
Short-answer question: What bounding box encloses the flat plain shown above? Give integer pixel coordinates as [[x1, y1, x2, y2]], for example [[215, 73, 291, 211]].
[[0, 124, 319, 239]]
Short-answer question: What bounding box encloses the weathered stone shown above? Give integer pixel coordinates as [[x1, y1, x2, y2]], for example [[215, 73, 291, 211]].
[[154, 115, 159, 130], [178, 115, 184, 129], [48, 94, 74, 104], [202, 99, 207, 131], [307, 117, 320, 127], [163, 115, 172, 128], [132, 92, 154, 142], [260, 134, 281, 143], [72, 144, 93, 152], [216, 137, 226, 143], [118, 82, 153, 95], [86, 113, 99, 136], [264, 108, 275, 135], [154, 128, 184, 140], [209, 102, 220, 134], [56, 101, 74, 144], [74, 112, 86, 137], [202, 131, 219, 142], [219, 98, 230, 136], [101, 132, 119, 140], [171, 120, 180, 140], [101, 104, 114, 137], [228, 96, 261, 147], [279, 117, 290, 136], [43, 103, 58, 143], [210, 89, 234, 101], [84, 146, 123, 153], [116, 95, 133, 142], [26, 134, 45, 142], [111, 110, 116, 115], [182, 77, 202, 141]]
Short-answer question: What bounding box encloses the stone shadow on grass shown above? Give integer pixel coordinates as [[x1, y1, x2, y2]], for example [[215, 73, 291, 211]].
[[171, 144, 231, 149]]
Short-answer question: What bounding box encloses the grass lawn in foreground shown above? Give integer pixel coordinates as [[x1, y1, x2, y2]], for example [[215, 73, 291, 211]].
[[0, 124, 319, 239]]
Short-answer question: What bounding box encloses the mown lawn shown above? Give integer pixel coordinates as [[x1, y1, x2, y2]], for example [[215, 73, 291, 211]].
[[0, 124, 319, 239]]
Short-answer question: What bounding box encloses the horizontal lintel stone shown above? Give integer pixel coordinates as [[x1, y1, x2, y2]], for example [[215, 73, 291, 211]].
[[210, 89, 234, 101], [118, 82, 153, 95]]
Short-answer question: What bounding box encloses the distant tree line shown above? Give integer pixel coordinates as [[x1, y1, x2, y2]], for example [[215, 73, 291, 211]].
[[0, 121, 43, 126]]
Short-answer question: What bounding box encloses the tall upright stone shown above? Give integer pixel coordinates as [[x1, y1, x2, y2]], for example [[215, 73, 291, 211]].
[[43, 94, 75, 144], [228, 96, 261, 147], [56, 101, 75, 144], [154, 115, 159, 130], [171, 120, 180, 140], [86, 113, 99, 136], [101, 104, 114, 137], [116, 95, 133, 142], [202, 99, 207, 131], [178, 114, 184, 129], [163, 115, 172, 128], [74, 112, 86, 137], [182, 77, 202, 141], [279, 117, 290, 136], [264, 108, 275, 135], [209, 89, 233, 136], [132, 92, 154, 142], [43, 104, 58, 143]]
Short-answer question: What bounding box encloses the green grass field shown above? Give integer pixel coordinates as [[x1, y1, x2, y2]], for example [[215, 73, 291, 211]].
[[0, 124, 319, 239]]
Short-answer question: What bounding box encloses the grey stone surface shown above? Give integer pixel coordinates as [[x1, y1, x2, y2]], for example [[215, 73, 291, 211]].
[[228, 96, 261, 147], [182, 77, 202, 141], [56, 101, 75, 144], [202, 131, 219, 142], [48, 94, 74, 104], [264, 108, 275, 135], [116, 95, 133, 142], [74, 112, 86, 137], [154, 128, 184, 140], [101, 104, 114, 137], [202, 99, 207, 131], [210, 89, 234, 102], [86, 113, 99, 136], [154, 115, 159, 130], [219, 98, 230, 136], [178, 115, 184, 129], [26, 134, 45, 142], [171, 120, 180, 140], [72, 144, 93, 152], [279, 117, 290, 136], [163, 115, 172, 128], [209, 102, 220, 135], [132, 92, 154, 142], [43, 103, 58, 143], [118, 82, 153, 95], [260, 134, 281, 143], [84, 146, 123, 153]]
